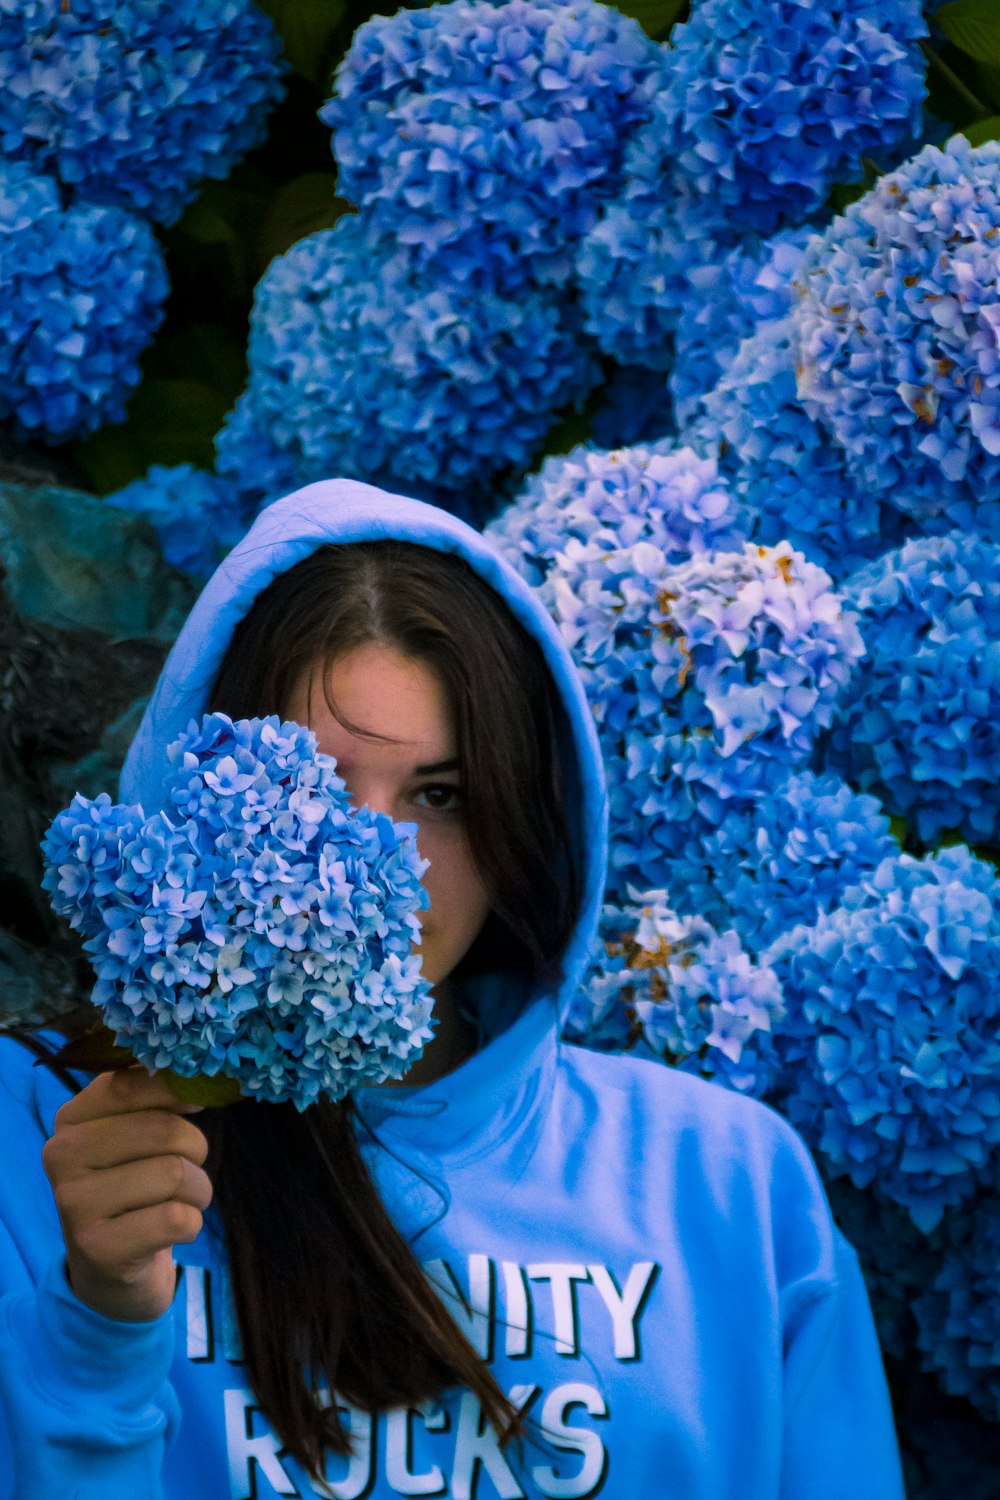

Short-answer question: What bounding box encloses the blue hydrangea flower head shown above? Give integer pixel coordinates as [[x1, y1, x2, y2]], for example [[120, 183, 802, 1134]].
[[485, 439, 744, 589], [768, 847, 1000, 1231], [542, 536, 862, 895], [575, 171, 727, 369], [678, 769, 898, 954], [682, 317, 906, 579], [323, 0, 663, 290], [827, 530, 1000, 845], [0, 0, 287, 225], [670, 225, 817, 426], [41, 713, 436, 1109], [221, 214, 599, 502], [567, 890, 784, 1095], [795, 136, 1000, 531], [656, 0, 927, 236], [915, 1200, 1000, 1423], [214, 387, 307, 520], [575, 0, 926, 366], [0, 160, 167, 441], [106, 465, 255, 582]]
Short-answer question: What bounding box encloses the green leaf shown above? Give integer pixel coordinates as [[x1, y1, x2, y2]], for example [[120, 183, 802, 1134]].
[[612, 0, 687, 40], [962, 113, 1000, 146], [165, 1071, 243, 1108], [888, 816, 909, 849], [935, 0, 1000, 65], [149, 324, 248, 409], [975, 59, 1000, 109], [72, 378, 233, 495], [255, 174, 352, 275], [256, 0, 347, 87]]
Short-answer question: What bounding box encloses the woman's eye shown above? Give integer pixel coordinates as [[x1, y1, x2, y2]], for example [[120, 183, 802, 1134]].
[[415, 783, 462, 813]]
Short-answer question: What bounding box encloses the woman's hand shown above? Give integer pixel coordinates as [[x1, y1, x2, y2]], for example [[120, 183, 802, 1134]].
[[42, 1068, 212, 1323]]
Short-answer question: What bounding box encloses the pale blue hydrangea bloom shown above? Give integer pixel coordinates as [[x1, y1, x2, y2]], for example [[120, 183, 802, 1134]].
[[566, 890, 784, 1096], [768, 848, 1000, 1232], [218, 215, 599, 503], [795, 137, 1000, 529], [828, 531, 1000, 845], [673, 769, 898, 954], [0, 160, 167, 441], [485, 439, 743, 588], [322, 0, 662, 291], [682, 318, 906, 579], [106, 465, 253, 581], [915, 1200, 1000, 1423], [42, 714, 435, 1109], [0, 0, 286, 225], [542, 537, 863, 896]]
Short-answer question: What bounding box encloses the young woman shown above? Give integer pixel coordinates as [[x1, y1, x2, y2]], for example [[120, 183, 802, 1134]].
[[0, 478, 905, 1499]]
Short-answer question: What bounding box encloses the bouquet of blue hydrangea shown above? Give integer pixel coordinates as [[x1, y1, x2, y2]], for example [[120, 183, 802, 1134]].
[[41, 713, 435, 1110]]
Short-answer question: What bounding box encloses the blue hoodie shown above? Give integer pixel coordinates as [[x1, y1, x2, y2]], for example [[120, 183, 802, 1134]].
[[0, 479, 905, 1500]]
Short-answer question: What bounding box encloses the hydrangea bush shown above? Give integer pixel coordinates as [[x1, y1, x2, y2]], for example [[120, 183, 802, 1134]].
[[827, 531, 1000, 846], [794, 137, 1000, 531], [566, 891, 784, 1096], [675, 769, 898, 955], [106, 465, 252, 582], [0, 0, 286, 226], [767, 848, 1000, 1233], [218, 214, 599, 505], [575, 0, 927, 370], [916, 1200, 1000, 1423], [485, 439, 744, 588], [683, 318, 908, 579], [41, 714, 435, 1108], [542, 536, 863, 896], [0, 161, 168, 441], [323, 0, 663, 291]]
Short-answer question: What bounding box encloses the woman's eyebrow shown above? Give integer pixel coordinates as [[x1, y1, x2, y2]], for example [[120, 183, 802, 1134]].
[[414, 757, 459, 774]]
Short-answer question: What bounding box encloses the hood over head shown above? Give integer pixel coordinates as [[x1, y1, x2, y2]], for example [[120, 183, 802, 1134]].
[[120, 479, 609, 1045]]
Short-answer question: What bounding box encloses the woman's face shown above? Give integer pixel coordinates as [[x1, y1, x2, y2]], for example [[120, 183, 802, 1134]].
[[284, 642, 493, 991]]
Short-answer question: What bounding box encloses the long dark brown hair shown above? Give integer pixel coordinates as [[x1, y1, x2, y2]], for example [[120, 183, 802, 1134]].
[[194, 538, 581, 1478]]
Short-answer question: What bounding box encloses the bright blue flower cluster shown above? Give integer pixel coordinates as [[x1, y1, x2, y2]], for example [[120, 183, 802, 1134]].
[[323, 0, 662, 291], [683, 318, 905, 579], [220, 215, 599, 501], [654, 0, 927, 236], [566, 892, 784, 1095], [575, 0, 926, 369], [828, 531, 1000, 846], [41, 714, 435, 1109], [106, 465, 252, 582], [0, 160, 167, 441], [916, 1202, 1000, 1423], [576, 168, 719, 370], [769, 848, 1000, 1232], [795, 137, 1000, 532], [670, 226, 815, 425], [543, 537, 863, 895], [0, 0, 286, 226], [485, 439, 744, 588], [678, 769, 898, 955]]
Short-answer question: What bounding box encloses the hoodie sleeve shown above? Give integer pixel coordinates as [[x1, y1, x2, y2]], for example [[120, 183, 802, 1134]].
[[0, 1254, 180, 1500], [0, 1041, 179, 1499], [776, 1191, 906, 1500]]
